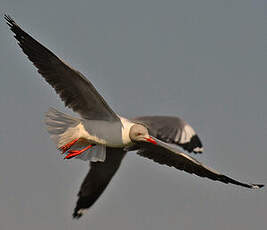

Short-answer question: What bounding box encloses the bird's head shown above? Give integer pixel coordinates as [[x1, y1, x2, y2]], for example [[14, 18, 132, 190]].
[[129, 124, 157, 145]]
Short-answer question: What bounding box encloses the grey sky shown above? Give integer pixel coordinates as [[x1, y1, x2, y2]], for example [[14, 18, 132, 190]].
[[1, 0, 266, 229]]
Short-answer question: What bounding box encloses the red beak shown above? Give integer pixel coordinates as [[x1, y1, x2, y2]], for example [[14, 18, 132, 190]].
[[145, 136, 157, 145]]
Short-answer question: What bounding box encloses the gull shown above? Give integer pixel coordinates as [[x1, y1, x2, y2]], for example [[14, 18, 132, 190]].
[[5, 15, 264, 219]]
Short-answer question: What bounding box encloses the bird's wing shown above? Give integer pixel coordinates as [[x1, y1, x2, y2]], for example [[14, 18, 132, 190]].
[[133, 116, 203, 153], [73, 147, 126, 219], [5, 15, 119, 121], [135, 137, 264, 189]]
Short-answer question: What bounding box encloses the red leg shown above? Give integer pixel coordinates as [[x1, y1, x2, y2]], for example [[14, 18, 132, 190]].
[[64, 145, 94, 159], [58, 138, 79, 154]]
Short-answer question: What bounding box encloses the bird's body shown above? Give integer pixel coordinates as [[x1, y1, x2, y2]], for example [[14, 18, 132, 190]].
[[45, 108, 135, 161], [5, 15, 264, 219], [46, 108, 134, 148], [82, 117, 133, 147]]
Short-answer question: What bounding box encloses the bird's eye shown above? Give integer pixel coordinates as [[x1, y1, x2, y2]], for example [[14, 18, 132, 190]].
[[137, 132, 142, 136]]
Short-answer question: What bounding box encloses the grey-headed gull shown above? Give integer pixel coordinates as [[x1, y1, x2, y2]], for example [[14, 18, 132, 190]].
[[5, 15, 264, 219]]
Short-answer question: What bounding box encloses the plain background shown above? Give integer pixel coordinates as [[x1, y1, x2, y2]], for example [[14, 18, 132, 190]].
[[0, 0, 266, 229]]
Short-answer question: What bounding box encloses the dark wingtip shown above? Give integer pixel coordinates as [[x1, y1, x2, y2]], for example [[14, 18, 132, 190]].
[[72, 208, 84, 219], [4, 14, 16, 27], [251, 184, 264, 189], [4, 14, 22, 39], [191, 135, 203, 154], [73, 213, 82, 219], [178, 134, 203, 154]]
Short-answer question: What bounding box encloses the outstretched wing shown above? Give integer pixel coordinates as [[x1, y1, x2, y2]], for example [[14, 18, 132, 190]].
[[134, 116, 203, 153], [5, 15, 119, 121], [73, 148, 126, 219], [135, 137, 264, 189]]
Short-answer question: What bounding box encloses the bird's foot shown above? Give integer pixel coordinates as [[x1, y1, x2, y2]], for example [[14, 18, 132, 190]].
[[64, 144, 94, 159], [59, 138, 79, 154]]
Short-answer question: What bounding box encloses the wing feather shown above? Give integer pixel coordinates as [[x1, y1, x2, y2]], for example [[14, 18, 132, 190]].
[[5, 15, 119, 121], [134, 116, 203, 153], [136, 138, 264, 189], [73, 148, 126, 219]]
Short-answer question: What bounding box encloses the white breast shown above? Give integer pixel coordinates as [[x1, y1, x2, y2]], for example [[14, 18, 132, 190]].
[[119, 116, 135, 146]]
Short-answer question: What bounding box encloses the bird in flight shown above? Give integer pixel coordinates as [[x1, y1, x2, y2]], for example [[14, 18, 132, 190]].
[[5, 15, 264, 219]]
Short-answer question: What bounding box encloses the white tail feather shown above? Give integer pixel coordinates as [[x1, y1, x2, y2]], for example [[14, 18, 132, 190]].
[[44, 108, 106, 162], [45, 107, 81, 147]]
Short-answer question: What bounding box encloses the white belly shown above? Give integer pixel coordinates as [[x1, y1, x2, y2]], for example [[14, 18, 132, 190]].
[[62, 117, 135, 148]]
